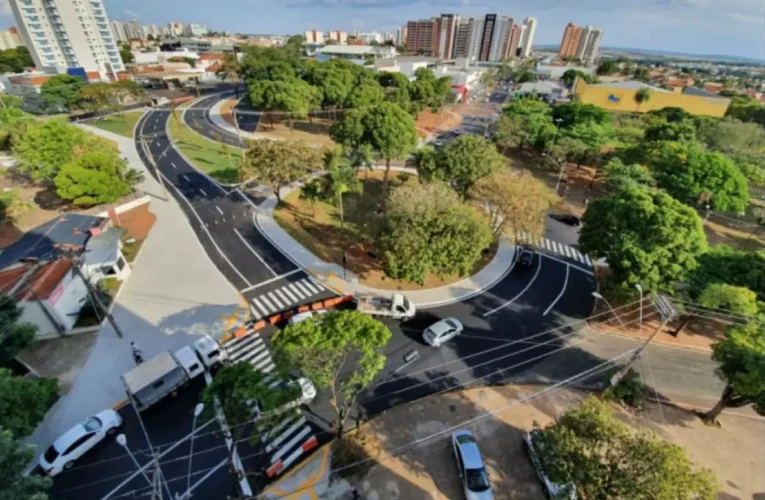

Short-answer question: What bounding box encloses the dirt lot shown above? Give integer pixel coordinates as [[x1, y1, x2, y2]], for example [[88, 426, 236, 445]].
[[338, 385, 764, 500], [413, 107, 462, 138]]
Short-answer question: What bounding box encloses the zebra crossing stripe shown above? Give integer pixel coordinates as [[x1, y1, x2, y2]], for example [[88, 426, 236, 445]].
[[237, 347, 269, 366], [253, 356, 274, 372], [250, 307, 262, 320], [293, 281, 312, 297], [262, 415, 304, 443], [252, 298, 271, 316], [262, 363, 275, 373], [550, 240, 560, 253], [280, 286, 299, 303], [271, 426, 312, 464], [274, 288, 293, 306], [227, 336, 263, 358], [575, 251, 585, 264], [585, 255, 592, 266], [267, 292, 285, 309], [299, 279, 319, 295], [287, 283, 306, 300], [259, 294, 277, 312], [308, 277, 325, 290], [267, 420, 309, 454]]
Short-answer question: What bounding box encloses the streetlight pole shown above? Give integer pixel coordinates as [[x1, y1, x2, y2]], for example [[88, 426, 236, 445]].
[[117, 434, 155, 491], [634, 284, 643, 330], [548, 117, 563, 155], [177, 403, 205, 500], [592, 292, 628, 332]]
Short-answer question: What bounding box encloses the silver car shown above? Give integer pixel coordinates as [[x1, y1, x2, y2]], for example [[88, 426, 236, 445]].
[[452, 430, 494, 500]]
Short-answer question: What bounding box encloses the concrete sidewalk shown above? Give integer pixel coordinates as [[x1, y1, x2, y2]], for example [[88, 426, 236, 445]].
[[253, 184, 517, 308], [209, 97, 261, 141], [25, 124, 240, 455]]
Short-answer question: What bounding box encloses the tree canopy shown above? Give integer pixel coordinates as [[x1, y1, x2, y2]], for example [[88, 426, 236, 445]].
[[532, 396, 717, 499], [552, 101, 611, 129], [272, 310, 391, 437], [416, 135, 506, 196], [0, 429, 52, 499], [381, 182, 492, 284], [40, 75, 84, 111], [596, 60, 619, 75], [580, 185, 707, 291], [13, 121, 89, 181], [697, 283, 761, 316], [239, 140, 322, 203], [55, 151, 137, 207], [0, 369, 58, 438], [0, 296, 37, 367], [690, 245, 765, 302]]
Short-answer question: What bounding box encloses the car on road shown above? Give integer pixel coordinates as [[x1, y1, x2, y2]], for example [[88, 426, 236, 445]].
[[518, 246, 535, 267], [193, 334, 229, 369], [39, 409, 123, 476], [523, 430, 577, 499], [549, 213, 581, 227], [451, 430, 493, 499], [356, 292, 416, 320], [423, 318, 463, 347], [288, 309, 328, 325]]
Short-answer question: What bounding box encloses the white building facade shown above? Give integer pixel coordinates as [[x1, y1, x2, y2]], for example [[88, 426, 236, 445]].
[[519, 17, 537, 57], [10, 0, 124, 80], [0, 27, 24, 50]]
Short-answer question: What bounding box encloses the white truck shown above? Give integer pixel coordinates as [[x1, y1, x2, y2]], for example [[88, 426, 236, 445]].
[[356, 293, 416, 320]]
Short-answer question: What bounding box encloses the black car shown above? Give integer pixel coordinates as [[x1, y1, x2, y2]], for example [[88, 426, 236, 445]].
[[550, 213, 581, 227], [518, 247, 535, 267]]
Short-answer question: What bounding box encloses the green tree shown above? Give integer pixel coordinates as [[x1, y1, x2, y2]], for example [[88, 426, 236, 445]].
[[691, 246, 765, 302], [725, 93, 765, 125], [119, 46, 134, 64], [603, 158, 655, 191], [0, 108, 34, 151], [0, 369, 58, 438], [271, 78, 322, 130], [645, 141, 750, 213], [698, 283, 761, 316], [54, 151, 135, 207], [417, 134, 506, 196], [705, 318, 765, 423], [13, 121, 88, 181], [633, 88, 651, 112], [0, 94, 23, 109], [643, 119, 697, 142], [580, 185, 707, 291], [596, 60, 618, 75], [0, 429, 52, 499], [632, 67, 651, 82], [40, 75, 84, 111], [272, 310, 391, 438], [469, 171, 559, 240], [381, 182, 492, 284], [239, 140, 322, 203], [552, 101, 611, 129], [515, 70, 536, 83], [561, 69, 594, 88], [299, 179, 323, 217], [343, 80, 384, 110], [111, 80, 145, 105], [504, 96, 551, 118], [216, 53, 243, 89], [77, 82, 119, 115], [492, 114, 524, 153], [532, 396, 717, 499], [0, 296, 37, 367]]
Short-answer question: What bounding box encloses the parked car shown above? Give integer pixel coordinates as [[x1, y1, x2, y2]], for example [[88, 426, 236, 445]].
[[549, 213, 581, 227], [423, 318, 463, 347], [288, 309, 328, 325], [523, 430, 577, 499], [39, 410, 123, 476], [451, 430, 494, 499], [518, 246, 535, 267]]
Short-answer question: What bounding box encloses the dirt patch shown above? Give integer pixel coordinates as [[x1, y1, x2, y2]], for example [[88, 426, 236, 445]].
[[219, 98, 238, 128], [112, 202, 156, 241], [414, 108, 462, 138], [274, 170, 497, 290], [255, 112, 337, 148]]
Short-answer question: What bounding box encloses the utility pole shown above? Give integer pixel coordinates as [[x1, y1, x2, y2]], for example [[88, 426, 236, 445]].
[[69, 256, 125, 338], [231, 110, 246, 158], [608, 294, 678, 387]]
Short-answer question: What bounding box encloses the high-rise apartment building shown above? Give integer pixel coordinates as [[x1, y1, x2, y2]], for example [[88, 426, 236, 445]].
[[467, 17, 484, 61], [433, 14, 458, 59], [519, 17, 537, 57], [183, 23, 208, 37], [0, 27, 23, 50], [124, 20, 142, 40], [10, 0, 124, 79], [167, 22, 184, 37], [452, 17, 474, 58], [406, 19, 436, 55], [142, 24, 161, 40], [558, 22, 583, 59], [488, 15, 514, 62], [327, 30, 347, 44], [504, 24, 522, 59], [396, 25, 407, 46], [477, 14, 496, 61], [304, 30, 324, 44], [110, 20, 127, 42], [578, 26, 603, 64]]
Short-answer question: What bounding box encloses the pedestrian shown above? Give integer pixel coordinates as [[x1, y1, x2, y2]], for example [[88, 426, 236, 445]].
[[130, 341, 144, 365], [352, 486, 360, 500]]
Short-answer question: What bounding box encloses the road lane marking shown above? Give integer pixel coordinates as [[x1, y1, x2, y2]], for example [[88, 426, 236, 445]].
[[543, 264, 570, 316], [267, 291, 285, 309], [280, 286, 298, 303], [232, 227, 277, 277], [483, 257, 543, 317], [259, 294, 277, 312], [288, 283, 306, 299], [293, 280, 313, 297], [540, 252, 594, 275], [585, 255, 592, 266], [170, 162, 177, 169], [181, 174, 190, 182], [215, 205, 224, 216], [199, 189, 207, 196], [300, 279, 320, 294], [252, 298, 271, 316], [240, 269, 302, 292], [564, 246, 574, 258], [274, 288, 293, 305]]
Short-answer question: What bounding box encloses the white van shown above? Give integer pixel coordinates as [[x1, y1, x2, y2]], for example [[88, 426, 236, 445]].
[[174, 346, 204, 379], [193, 335, 229, 368]]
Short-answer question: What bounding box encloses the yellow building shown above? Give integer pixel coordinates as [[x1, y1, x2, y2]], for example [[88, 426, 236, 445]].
[[573, 79, 730, 117]]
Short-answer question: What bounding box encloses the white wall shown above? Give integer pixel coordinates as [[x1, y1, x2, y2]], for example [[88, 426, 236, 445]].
[[49, 266, 89, 332]]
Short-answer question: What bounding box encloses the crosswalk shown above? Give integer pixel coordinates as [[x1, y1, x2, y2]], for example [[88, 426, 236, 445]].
[[223, 329, 276, 373], [249, 277, 327, 319], [516, 231, 593, 266]]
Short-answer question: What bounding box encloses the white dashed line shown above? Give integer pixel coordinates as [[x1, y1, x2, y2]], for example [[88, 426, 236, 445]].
[[483, 257, 543, 317], [170, 162, 177, 169], [543, 265, 570, 316], [232, 228, 277, 277], [199, 189, 207, 197], [215, 205, 224, 216]]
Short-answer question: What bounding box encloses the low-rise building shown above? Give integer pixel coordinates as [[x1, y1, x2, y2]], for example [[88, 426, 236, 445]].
[[515, 81, 568, 102], [314, 45, 396, 62], [374, 57, 434, 78], [536, 64, 594, 80], [574, 79, 730, 117], [159, 38, 212, 54]]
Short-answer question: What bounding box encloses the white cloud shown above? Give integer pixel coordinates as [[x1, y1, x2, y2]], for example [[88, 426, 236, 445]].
[[123, 8, 140, 19], [730, 12, 765, 23]]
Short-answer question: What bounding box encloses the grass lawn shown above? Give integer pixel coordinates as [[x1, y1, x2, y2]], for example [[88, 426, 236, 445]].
[[167, 109, 240, 184], [274, 170, 496, 290], [120, 235, 145, 263], [89, 110, 145, 138]]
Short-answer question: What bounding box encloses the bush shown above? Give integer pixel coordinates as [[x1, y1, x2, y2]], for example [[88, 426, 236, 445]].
[[604, 369, 646, 409]]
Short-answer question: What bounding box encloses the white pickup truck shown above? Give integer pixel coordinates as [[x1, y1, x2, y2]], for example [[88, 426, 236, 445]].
[[356, 293, 416, 320]]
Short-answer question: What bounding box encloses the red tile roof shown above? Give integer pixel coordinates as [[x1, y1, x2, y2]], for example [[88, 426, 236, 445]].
[[0, 259, 74, 301], [200, 54, 225, 61]]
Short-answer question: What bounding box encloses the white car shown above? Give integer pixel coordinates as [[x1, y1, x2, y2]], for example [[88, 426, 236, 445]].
[[423, 318, 464, 347], [452, 430, 494, 499], [247, 377, 317, 419], [39, 409, 123, 476], [193, 334, 229, 368], [288, 310, 327, 326]]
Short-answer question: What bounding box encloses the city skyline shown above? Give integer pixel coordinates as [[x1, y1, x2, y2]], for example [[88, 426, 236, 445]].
[[0, 0, 762, 60]]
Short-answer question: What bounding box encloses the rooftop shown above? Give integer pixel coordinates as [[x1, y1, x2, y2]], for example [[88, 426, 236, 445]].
[[590, 80, 670, 93], [0, 214, 103, 269], [0, 258, 74, 301], [517, 81, 566, 94]]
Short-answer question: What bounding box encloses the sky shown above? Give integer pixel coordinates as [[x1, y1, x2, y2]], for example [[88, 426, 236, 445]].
[[1, 0, 763, 60]]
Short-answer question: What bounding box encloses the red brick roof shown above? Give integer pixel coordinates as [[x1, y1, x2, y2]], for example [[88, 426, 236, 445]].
[[0, 259, 73, 301], [200, 54, 225, 61]]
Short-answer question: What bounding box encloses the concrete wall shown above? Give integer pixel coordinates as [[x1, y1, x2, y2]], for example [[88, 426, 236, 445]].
[[49, 267, 90, 332], [574, 79, 730, 117]]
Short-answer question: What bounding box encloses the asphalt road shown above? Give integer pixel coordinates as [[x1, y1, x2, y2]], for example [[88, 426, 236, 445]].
[[183, 93, 248, 149]]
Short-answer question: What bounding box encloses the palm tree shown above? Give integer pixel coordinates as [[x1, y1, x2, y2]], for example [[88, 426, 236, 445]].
[[633, 88, 651, 113], [324, 164, 361, 280]]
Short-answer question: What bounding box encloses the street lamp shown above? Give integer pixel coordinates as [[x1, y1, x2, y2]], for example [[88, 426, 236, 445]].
[[179, 403, 205, 500], [548, 117, 563, 154], [634, 284, 643, 329], [592, 292, 628, 331], [117, 434, 154, 489]]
